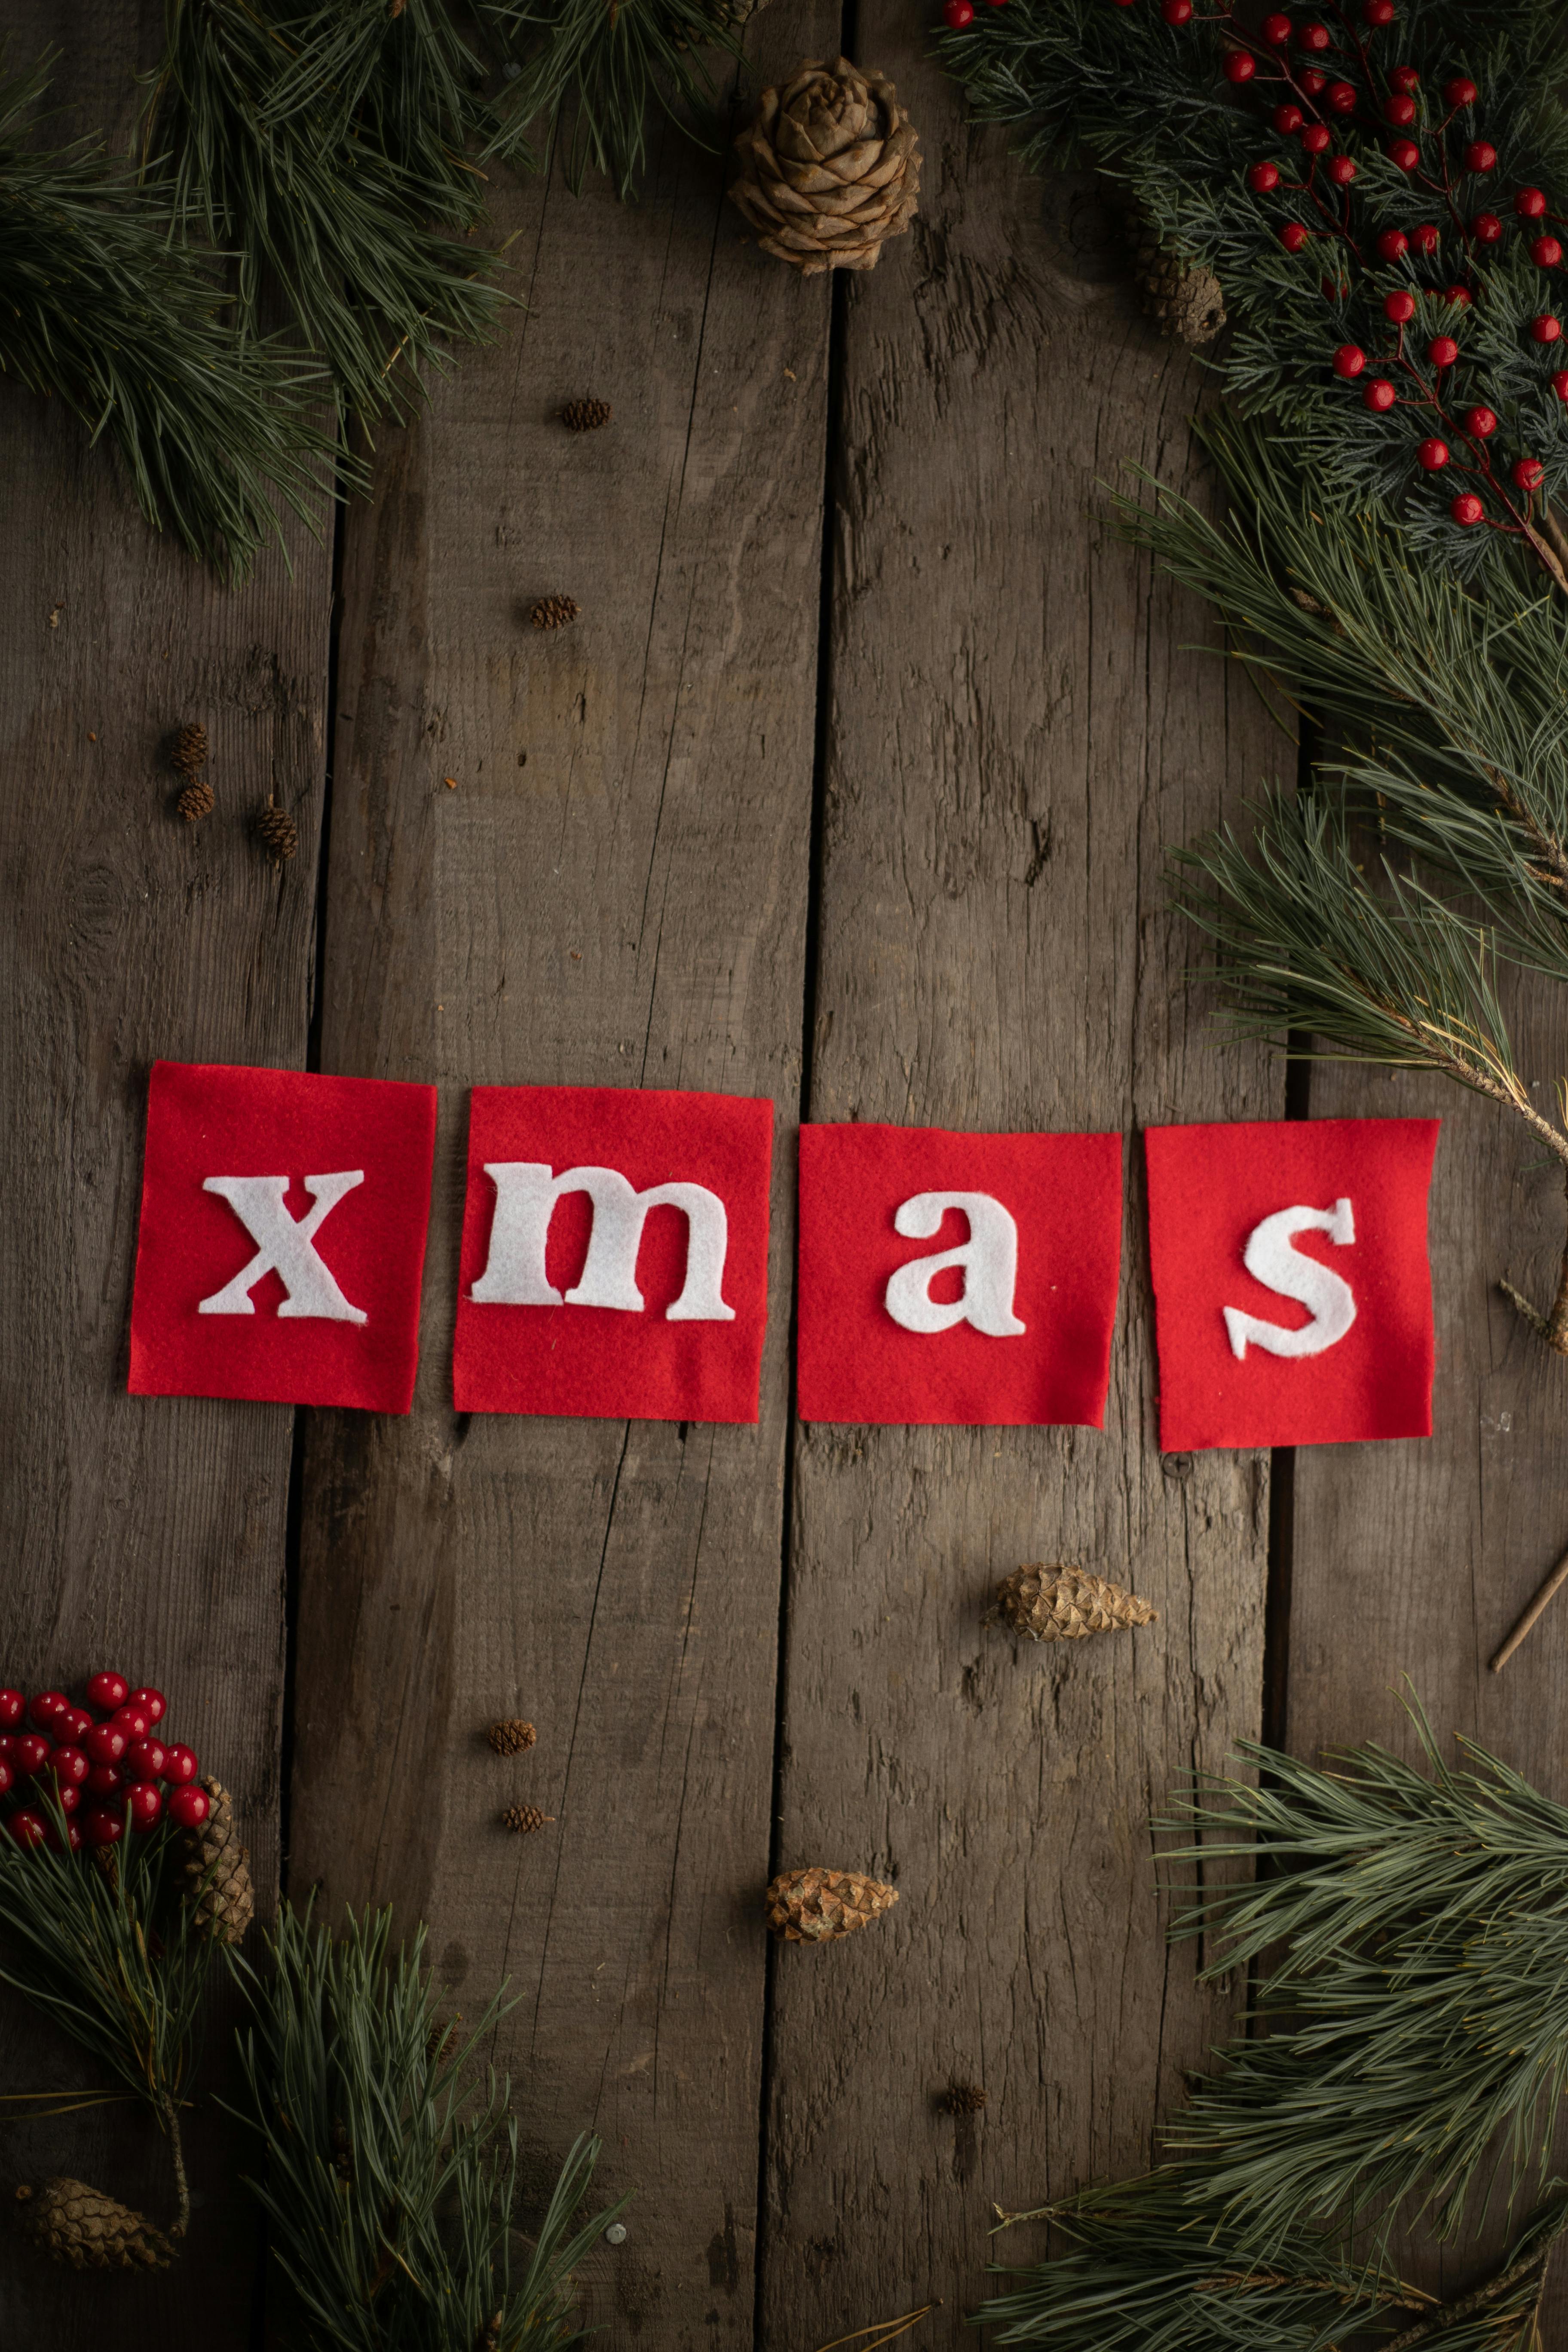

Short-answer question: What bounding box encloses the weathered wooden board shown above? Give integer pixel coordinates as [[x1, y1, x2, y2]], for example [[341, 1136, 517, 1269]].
[[285, 27, 832, 2343], [0, 1, 329, 2333], [757, 30, 1286, 2341]]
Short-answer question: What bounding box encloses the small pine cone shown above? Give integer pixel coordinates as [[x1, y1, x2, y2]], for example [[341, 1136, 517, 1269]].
[[170, 721, 208, 777], [487, 1717, 537, 1756], [181, 1776, 255, 1944], [765, 1866, 898, 1944], [476, 2314, 505, 2352], [560, 398, 612, 431], [427, 2010, 462, 2066], [1132, 229, 1225, 347], [257, 799, 298, 861], [988, 1563, 1157, 1644], [177, 776, 214, 822], [502, 1803, 555, 1834], [530, 595, 579, 630], [944, 2081, 987, 2114], [15, 2178, 173, 2270]]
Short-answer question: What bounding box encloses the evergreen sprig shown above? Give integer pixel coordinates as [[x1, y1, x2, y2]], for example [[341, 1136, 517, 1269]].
[[230, 1904, 621, 2352], [0, 56, 334, 582]]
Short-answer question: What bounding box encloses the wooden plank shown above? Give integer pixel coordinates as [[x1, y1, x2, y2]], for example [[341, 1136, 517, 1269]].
[[0, 2, 330, 2330], [758, 64, 1286, 2351], [286, 31, 833, 2340], [1283, 979, 1568, 2327]]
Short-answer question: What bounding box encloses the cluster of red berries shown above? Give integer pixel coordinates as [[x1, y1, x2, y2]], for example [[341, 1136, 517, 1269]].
[[0, 1674, 208, 1855]]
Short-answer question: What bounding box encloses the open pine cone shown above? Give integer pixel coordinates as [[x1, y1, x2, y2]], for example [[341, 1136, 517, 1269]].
[[730, 57, 921, 276], [765, 1866, 898, 1942], [988, 1563, 1157, 1643], [1131, 224, 1226, 347], [15, 2179, 173, 2270], [181, 1776, 255, 1944]]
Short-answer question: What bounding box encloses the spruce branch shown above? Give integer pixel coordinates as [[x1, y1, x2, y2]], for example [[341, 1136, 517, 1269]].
[[230, 1903, 623, 2351], [0, 55, 334, 581]]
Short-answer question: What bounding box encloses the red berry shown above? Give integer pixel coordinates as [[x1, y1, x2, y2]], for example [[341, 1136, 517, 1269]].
[[167, 1785, 210, 1830], [1464, 404, 1498, 436], [160, 1743, 199, 1786], [0, 1736, 15, 1764], [1443, 76, 1476, 107], [1376, 228, 1409, 260], [1513, 456, 1546, 490], [1274, 103, 1305, 133], [1363, 378, 1397, 411], [1417, 438, 1449, 469], [46, 1818, 83, 1854], [1262, 10, 1292, 39], [1363, 0, 1394, 21], [7, 1812, 46, 1850], [1279, 220, 1311, 251], [1382, 93, 1415, 126], [1223, 49, 1256, 82], [1445, 285, 1473, 306], [1161, 0, 1191, 17], [1428, 335, 1459, 367], [47, 1745, 89, 1788], [0, 1691, 23, 1730], [1411, 223, 1440, 255], [1296, 19, 1331, 49], [1532, 314, 1563, 342], [86, 1672, 129, 1714], [113, 1705, 151, 1741], [1332, 343, 1366, 377], [1326, 80, 1357, 113], [1473, 212, 1503, 243], [28, 1692, 67, 1731], [1516, 187, 1549, 219], [1389, 64, 1419, 92], [82, 1805, 125, 1848], [1384, 288, 1417, 322], [55, 1706, 92, 1743], [126, 1738, 166, 1782], [1534, 236, 1563, 268], [0, 1760, 11, 1797], [1248, 160, 1281, 193], [1464, 141, 1497, 173], [943, 0, 974, 21], [129, 1689, 167, 1727], [14, 1733, 49, 1775], [127, 1782, 163, 1832], [83, 1721, 127, 1767], [1326, 154, 1357, 185], [1298, 66, 1327, 94], [1553, 370, 1568, 399], [1301, 123, 1332, 156], [84, 1763, 123, 1797], [54, 1783, 80, 1816], [1388, 138, 1420, 171]]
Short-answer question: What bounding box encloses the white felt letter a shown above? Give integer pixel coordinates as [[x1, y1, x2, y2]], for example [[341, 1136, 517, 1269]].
[[884, 1192, 1026, 1336]]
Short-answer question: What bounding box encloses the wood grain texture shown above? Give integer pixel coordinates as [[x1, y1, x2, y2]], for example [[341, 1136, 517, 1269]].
[[757, 56, 1285, 2347], [0, 3, 329, 2335], [1283, 971, 1568, 2328], [285, 31, 832, 2342]]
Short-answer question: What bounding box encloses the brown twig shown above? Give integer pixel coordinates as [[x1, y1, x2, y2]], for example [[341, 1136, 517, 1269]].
[[1491, 1539, 1568, 1670], [1377, 2243, 1550, 2352], [159, 2090, 190, 2240], [812, 2302, 942, 2352]]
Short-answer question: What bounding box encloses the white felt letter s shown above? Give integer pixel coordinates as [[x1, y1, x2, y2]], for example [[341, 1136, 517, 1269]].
[[1223, 1197, 1357, 1362], [884, 1192, 1026, 1337]]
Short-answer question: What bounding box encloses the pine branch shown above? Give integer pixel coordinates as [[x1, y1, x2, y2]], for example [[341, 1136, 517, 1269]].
[[229, 1903, 623, 2352], [0, 55, 334, 582]]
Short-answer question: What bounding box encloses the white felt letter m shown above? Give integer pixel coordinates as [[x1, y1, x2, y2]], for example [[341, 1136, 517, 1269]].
[[471, 1162, 735, 1321], [199, 1172, 368, 1324]]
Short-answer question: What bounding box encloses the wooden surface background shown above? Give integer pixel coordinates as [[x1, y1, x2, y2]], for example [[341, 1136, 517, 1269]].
[[3, 4, 1565, 2346]]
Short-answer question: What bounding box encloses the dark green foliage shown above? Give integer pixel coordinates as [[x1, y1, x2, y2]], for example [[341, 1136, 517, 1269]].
[[231, 1905, 622, 2352], [0, 57, 333, 582], [937, 0, 1568, 576]]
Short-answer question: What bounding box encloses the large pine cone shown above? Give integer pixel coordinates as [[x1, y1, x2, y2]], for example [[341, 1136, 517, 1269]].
[[765, 1866, 898, 1942], [988, 1563, 1157, 1643], [1132, 227, 1225, 347], [730, 57, 920, 276], [15, 2178, 173, 2269], [181, 1776, 255, 1945]]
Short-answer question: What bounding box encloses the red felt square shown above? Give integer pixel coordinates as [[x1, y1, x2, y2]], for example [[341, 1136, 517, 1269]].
[[1144, 1116, 1440, 1452], [128, 1060, 437, 1414], [453, 1085, 774, 1423], [796, 1124, 1123, 1427]]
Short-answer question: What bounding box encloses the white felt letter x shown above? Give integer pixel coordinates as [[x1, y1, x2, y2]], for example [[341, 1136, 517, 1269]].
[[198, 1172, 368, 1324]]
